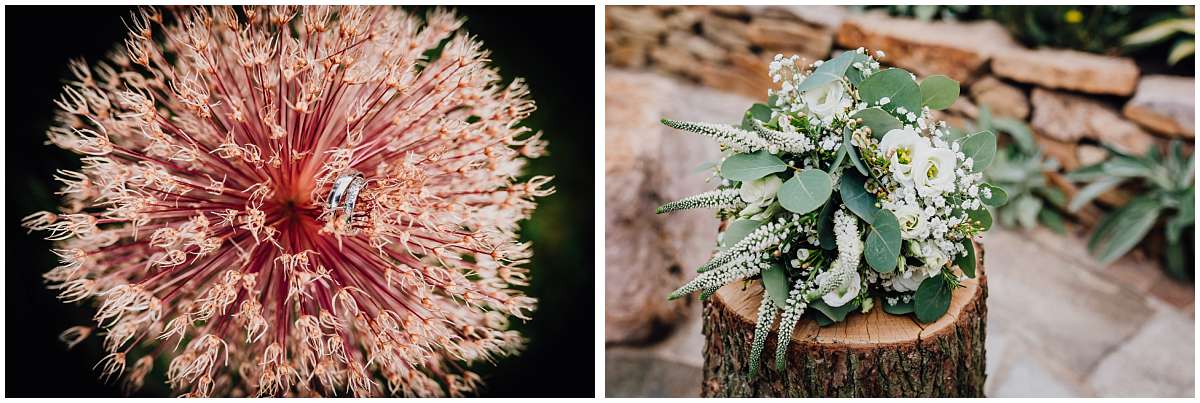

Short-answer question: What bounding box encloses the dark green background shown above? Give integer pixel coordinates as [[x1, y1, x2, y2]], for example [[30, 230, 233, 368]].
[[5, 6, 594, 397]]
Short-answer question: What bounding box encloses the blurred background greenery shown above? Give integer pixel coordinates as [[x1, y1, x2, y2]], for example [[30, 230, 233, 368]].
[[5, 5, 593, 397]]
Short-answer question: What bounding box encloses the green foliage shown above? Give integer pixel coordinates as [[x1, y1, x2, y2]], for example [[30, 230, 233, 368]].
[[778, 169, 833, 215], [955, 130, 997, 173], [881, 295, 915, 315], [811, 299, 862, 325], [918, 75, 960, 111], [1067, 141, 1195, 279], [839, 171, 880, 224], [1122, 7, 1195, 65], [977, 109, 1067, 233], [720, 220, 764, 252], [795, 51, 858, 93], [858, 68, 922, 115], [761, 264, 791, 307], [865, 209, 901, 273], [954, 238, 977, 278], [914, 276, 952, 323], [816, 198, 838, 250], [851, 108, 902, 140], [720, 151, 787, 181]]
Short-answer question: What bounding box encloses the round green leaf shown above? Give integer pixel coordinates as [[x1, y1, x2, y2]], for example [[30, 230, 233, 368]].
[[865, 209, 902, 273], [966, 207, 993, 232], [919, 75, 960, 110], [956, 130, 997, 173], [954, 238, 976, 278], [859, 68, 922, 116], [741, 103, 774, 130], [851, 108, 902, 140], [779, 169, 833, 215], [760, 264, 791, 308], [720, 219, 764, 252], [720, 151, 787, 181], [914, 276, 951, 323], [795, 51, 857, 93], [839, 171, 879, 224], [980, 183, 1009, 207]]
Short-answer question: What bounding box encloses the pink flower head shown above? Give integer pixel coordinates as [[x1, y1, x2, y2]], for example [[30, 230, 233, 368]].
[[24, 5, 552, 397]]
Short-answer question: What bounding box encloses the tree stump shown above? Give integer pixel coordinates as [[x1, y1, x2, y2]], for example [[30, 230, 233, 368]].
[[701, 244, 987, 397]]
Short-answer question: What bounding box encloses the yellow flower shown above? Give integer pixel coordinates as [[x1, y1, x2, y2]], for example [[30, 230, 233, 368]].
[[1065, 9, 1084, 24]]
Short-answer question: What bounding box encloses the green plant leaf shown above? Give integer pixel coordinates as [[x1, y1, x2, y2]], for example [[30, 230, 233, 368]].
[[1088, 196, 1162, 265], [720, 151, 788, 181], [1166, 188, 1194, 244], [881, 296, 915, 315], [779, 169, 833, 215], [795, 51, 857, 93], [1169, 38, 1195, 67], [981, 183, 1009, 207], [839, 171, 879, 224], [966, 207, 993, 232], [761, 264, 791, 308], [914, 276, 951, 323], [1068, 177, 1123, 212], [741, 103, 774, 129], [1164, 234, 1187, 280], [919, 75, 959, 110], [865, 210, 902, 273], [844, 52, 872, 85], [1123, 18, 1194, 46], [954, 238, 976, 278], [991, 117, 1037, 156], [720, 220, 764, 252], [810, 299, 861, 324], [956, 130, 997, 173], [830, 141, 849, 172], [851, 108, 903, 140], [859, 68, 922, 116], [1038, 208, 1067, 234], [817, 196, 838, 250], [1014, 194, 1043, 229]]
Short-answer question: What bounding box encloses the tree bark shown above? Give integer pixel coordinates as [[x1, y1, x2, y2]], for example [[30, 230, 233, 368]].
[[701, 244, 988, 397]]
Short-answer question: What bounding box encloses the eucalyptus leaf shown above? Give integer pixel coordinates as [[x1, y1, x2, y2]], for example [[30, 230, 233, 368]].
[[839, 171, 879, 224], [720, 151, 788, 181], [954, 238, 976, 278], [980, 183, 1009, 207], [795, 51, 857, 93], [830, 142, 848, 172], [741, 103, 774, 130], [851, 108, 902, 140], [966, 207, 993, 232], [779, 169, 833, 215], [761, 264, 791, 308], [957, 130, 997, 173], [919, 75, 959, 110], [914, 276, 951, 323], [865, 210, 901, 273], [859, 68, 922, 115]]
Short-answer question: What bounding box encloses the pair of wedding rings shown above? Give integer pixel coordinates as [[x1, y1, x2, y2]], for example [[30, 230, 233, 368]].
[[328, 172, 367, 222]]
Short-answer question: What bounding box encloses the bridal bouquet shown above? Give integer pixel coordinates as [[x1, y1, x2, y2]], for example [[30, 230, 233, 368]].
[[658, 49, 1001, 376]]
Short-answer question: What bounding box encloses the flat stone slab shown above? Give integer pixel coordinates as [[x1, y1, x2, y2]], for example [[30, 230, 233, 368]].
[[1086, 308, 1195, 397], [835, 12, 1017, 83], [1123, 75, 1195, 139], [982, 227, 1156, 373], [606, 348, 703, 397], [1030, 88, 1157, 155], [992, 47, 1139, 96]]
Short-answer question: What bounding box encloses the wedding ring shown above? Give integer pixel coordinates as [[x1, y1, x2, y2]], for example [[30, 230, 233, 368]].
[[329, 172, 366, 222]]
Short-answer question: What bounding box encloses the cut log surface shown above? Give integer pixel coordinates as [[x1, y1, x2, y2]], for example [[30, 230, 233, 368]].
[[702, 244, 987, 397]]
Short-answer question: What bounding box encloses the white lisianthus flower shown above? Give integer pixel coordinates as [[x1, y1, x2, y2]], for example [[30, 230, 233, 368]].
[[737, 175, 783, 216], [890, 270, 929, 292], [893, 204, 928, 240], [816, 270, 862, 307], [920, 240, 951, 272], [802, 81, 851, 124], [878, 128, 930, 183], [912, 147, 958, 193]]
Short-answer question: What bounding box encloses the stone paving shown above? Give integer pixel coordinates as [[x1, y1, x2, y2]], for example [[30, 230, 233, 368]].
[[606, 224, 1195, 397]]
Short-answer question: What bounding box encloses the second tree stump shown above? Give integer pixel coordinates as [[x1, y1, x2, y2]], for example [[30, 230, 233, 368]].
[[701, 245, 988, 397]]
